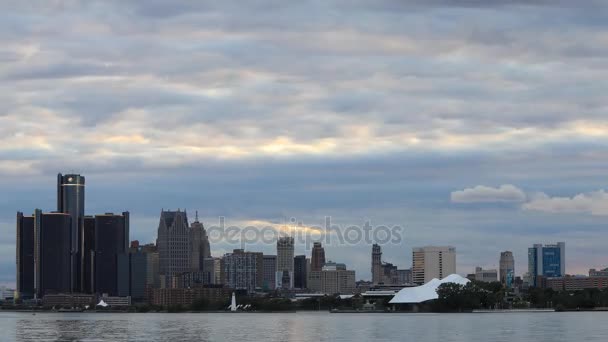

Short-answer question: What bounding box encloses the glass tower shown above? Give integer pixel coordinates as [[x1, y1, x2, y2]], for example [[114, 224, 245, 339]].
[[57, 173, 85, 292]]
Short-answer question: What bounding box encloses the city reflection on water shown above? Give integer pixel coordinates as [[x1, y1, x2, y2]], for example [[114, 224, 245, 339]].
[[3, 311, 608, 342]]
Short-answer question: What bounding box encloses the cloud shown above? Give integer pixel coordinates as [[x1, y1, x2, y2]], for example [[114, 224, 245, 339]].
[[524, 190, 608, 216], [451, 184, 526, 203]]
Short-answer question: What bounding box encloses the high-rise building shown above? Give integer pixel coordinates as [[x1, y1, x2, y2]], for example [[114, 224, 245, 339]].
[[34, 210, 72, 297], [16, 212, 35, 299], [371, 244, 383, 284], [294, 255, 308, 289], [222, 249, 261, 293], [189, 212, 211, 272], [528, 242, 566, 287], [82, 216, 95, 294], [499, 251, 515, 287], [412, 246, 456, 284], [276, 237, 294, 289], [93, 212, 130, 296], [57, 173, 85, 292], [157, 210, 190, 276], [263, 255, 277, 290], [311, 242, 325, 272]]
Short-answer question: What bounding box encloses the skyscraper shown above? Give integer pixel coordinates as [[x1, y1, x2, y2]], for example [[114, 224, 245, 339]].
[[157, 210, 190, 276], [263, 255, 277, 290], [276, 236, 294, 289], [16, 212, 35, 299], [93, 212, 130, 296], [57, 173, 85, 292], [412, 246, 456, 284], [528, 242, 565, 287], [34, 209, 72, 297], [371, 244, 383, 284], [189, 212, 211, 272], [500, 251, 515, 287], [294, 255, 307, 289], [311, 242, 325, 272]]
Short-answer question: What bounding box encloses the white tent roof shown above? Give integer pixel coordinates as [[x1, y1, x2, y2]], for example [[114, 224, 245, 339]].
[[96, 300, 109, 307], [389, 274, 470, 304]]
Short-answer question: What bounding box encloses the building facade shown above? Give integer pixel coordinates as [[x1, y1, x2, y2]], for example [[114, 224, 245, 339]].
[[263, 255, 277, 290], [308, 269, 356, 295], [412, 246, 456, 284], [34, 210, 73, 297], [294, 255, 308, 289], [474, 267, 498, 283], [16, 212, 35, 299], [189, 213, 211, 272], [499, 251, 515, 287], [57, 173, 86, 292], [157, 210, 191, 276], [371, 244, 383, 285], [311, 242, 326, 272], [589, 268, 608, 277], [276, 237, 294, 289], [528, 242, 566, 287], [222, 249, 262, 293], [93, 212, 130, 296]]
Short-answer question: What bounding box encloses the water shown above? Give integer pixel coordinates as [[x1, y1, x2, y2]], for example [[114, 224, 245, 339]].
[[0, 311, 607, 342]]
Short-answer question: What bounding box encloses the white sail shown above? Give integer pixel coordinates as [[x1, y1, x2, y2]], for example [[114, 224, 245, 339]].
[[230, 293, 237, 312]]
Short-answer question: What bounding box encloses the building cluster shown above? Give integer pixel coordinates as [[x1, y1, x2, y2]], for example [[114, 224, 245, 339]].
[[10, 173, 608, 308]]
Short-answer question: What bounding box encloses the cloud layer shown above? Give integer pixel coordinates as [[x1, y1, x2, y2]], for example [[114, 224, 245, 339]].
[[451, 185, 526, 203]]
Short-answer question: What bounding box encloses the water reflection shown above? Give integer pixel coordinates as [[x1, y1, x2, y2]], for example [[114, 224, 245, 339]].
[[4, 312, 608, 342]]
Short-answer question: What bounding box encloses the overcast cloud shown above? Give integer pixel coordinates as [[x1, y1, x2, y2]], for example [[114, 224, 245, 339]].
[[2, 0, 608, 286]]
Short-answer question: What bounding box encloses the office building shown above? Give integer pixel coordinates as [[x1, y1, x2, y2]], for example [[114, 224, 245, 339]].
[[546, 276, 608, 291], [499, 251, 515, 287], [57, 173, 86, 292], [157, 210, 191, 276], [190, 212, 211, 272], [34, 210, 72, 297], [222, 249, 262, 293], [294, 255, 308, 289], [16, 212, 35, 299], [82, 216, 95, 294], [263, 255, 277, 290], [311, 242, 326, 272], [528, 242, 566, 287], [308, 267, 356, 295], [276, 237, 294, 289], [412, 246, 456, 284], [93, 212, 130, 296], [473, 267, 498, 282], [396, 269, 412, 285]]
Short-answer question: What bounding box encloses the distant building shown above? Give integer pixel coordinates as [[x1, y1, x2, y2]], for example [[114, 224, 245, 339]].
[[276, 237, 294, 289], [412, 246, 456, 284], [222, 249, 263, 293], [589, 268, 608, 277], [371, 244, 383, 285], [34, 210, 72, 297], [189, 212, 211, 272], [499, 251, 515, 287], [546, 276, 608, 291], [311, 242, 326, 272], [149, 285, 229, 307], [0, 286, 15, 301], [294, 255, 308, 289], [308, 268, 356, 295], [528, 242, 565, 287], [157, 210, 191, 276], [474, 267, 498, 283], [263, 255, 277, 290], [396, 269, 412, 285], [42, 293, 95, 308], [56, 173, 86, 293], [16, 212, 35, 299], [93, 212, 130, 297]]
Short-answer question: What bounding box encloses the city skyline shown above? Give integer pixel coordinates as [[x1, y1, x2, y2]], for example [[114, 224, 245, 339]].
[[3, 1, 608, 286]]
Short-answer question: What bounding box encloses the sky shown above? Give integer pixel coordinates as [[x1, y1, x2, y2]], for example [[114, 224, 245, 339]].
[[2, 0, 608, 287]]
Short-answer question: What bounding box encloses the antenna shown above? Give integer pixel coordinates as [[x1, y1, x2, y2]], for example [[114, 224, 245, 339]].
[[195, 210, 199, 222]]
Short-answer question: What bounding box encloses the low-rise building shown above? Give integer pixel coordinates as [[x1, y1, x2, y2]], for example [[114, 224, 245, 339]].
[[149, 285, 230, 307], [546, 276, 608, 291], [308, 268, 356, 295], [473, 267, 498, 283], [99, 294, 131, 307], [42, 294, 95, 308], [589, 268, 608, 277]]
